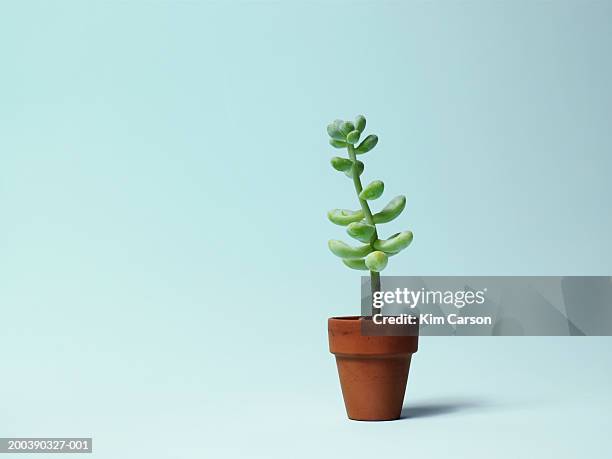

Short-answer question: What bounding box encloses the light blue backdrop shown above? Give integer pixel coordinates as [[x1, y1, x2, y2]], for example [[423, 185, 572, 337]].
[[1, 1, 611, 458]]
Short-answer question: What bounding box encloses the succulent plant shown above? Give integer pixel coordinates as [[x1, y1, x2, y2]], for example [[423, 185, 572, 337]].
[[326, 115, 413, 313]]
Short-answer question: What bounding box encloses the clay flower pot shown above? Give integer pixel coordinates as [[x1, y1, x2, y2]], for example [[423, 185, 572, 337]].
[[328, 316, 418, 421]]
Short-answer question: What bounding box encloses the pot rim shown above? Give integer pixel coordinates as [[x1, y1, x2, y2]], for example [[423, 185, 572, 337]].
[[330, 316, 376, 321]]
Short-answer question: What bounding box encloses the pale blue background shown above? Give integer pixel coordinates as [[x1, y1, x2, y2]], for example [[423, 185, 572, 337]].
[[1, 1, 611, 457]]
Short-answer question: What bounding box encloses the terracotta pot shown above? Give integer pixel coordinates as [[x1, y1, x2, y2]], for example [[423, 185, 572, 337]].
[[328, 316, 418, 421]]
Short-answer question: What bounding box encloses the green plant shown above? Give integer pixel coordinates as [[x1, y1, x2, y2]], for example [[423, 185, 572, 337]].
[[326, 115, 413, 315]]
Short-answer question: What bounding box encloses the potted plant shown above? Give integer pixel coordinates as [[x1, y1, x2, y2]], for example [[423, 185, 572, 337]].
[[326, 115, 417, 421]]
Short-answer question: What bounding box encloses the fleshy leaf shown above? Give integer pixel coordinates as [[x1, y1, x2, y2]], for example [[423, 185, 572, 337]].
[[373, 231, 413, 254], [328, 240, 373, 259], [327, 208, 364, 226], [347, 221, 376, 242], [329, 139, 347, 149], [359, 180, 384, 200], [342, 258, 368, 270], [354, 115, 366, 133], [346, 130, 361, 145], [330, 156, 352, 172], [339, 121, 355, 136], [365, 251, 388, 272], [327, 120, 345, 141], [355, 135, 378, 154], [373, 195, 406, 224], [344, 160, 364, 178]]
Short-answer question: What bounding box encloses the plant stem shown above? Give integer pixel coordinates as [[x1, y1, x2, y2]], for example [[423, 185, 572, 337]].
[[347, 144, 380, 316]]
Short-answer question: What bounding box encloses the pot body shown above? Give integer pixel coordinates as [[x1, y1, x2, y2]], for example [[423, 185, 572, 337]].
[[328, 316, 418, 421]]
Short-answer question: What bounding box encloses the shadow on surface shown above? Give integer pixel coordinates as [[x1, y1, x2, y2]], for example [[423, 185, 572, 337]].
[[400, 399, 488, 420]]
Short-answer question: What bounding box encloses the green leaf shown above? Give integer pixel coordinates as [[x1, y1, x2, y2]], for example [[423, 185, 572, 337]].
[[344, 160, 364, 178], [327, 120, 345, 141], [354, 115, 366, 133], [373, 195, 406, 224], [330, 156, 352, 172], [328, 240, 373, 259], [329, 139, 347, 149], [327, 208, 364, 226], [347, 221, 376, 242], [346, 130, 361, 145], [342, 258, 368, 270], [339, 121, 355, 136], [365, 251, 388, 272], [355, 134, 378, 154], [359, 180, 384, 200], [373, 231, 413, 254]]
